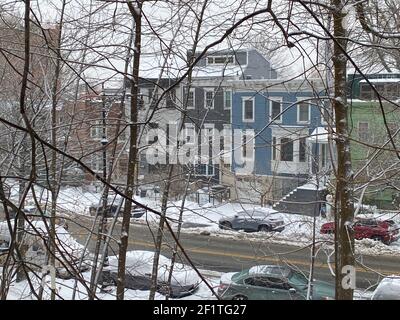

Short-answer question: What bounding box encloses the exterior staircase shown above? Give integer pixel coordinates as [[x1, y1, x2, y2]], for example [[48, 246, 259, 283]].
[[273, 178, 328, 216]]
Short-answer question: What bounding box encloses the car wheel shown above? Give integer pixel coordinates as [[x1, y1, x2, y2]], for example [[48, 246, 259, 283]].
[[233, 294, 248, 300], [220, 221, 232, 230], [258, 225, 271, 232]]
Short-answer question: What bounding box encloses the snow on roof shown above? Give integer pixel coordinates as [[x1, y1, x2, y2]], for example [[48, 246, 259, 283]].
[[138, 54, 186, 79], [106, 250, 200, 286], [248, 265, 289, 276], [347, 67, 400, 75], [359, 78, 400, 83], [307, 127, 336, 144], [372, 276, 400, 300], [192, 64, 244, 78]]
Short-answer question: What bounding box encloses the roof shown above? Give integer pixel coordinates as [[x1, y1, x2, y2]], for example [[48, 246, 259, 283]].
[[248, 265, 290, 277], [192, 65, 244, 78], [359, 78, 400, 84]]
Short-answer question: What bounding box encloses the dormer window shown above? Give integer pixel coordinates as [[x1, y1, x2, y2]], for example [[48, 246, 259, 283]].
[[207, 55, 234, 65]]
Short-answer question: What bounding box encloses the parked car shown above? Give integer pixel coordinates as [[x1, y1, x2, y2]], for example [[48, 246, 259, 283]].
[[218, 209, 285, 232], [89, 202, 146, 218], [320, 217, 399, 245], [371, 275, 400, 300], [101, 250, 201, 298], [0, 221, 90, 278], [218, 265, 334, 300]]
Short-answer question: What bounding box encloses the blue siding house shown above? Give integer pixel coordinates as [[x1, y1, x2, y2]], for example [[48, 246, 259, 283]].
[[222, 79, 331, 205]]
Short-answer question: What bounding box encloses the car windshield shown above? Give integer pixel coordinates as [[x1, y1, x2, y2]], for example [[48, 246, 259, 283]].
[[288, 271, 308, 288]]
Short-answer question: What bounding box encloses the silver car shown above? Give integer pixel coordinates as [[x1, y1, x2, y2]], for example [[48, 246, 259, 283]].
[[219, 209, 285, 232]]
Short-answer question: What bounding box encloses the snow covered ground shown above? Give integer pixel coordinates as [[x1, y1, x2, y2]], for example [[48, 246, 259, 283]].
[[5, 183, 400, 256], [2, 183, 396, 300], [2, 267, 374, 300], [3, 269, 219, 300]]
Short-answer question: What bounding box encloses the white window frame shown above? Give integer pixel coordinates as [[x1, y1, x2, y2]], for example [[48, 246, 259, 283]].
[[269, 97, 282, 123], [224, 89, 232, 110], [242, 96, 255, 122], [297, 102, 310, 123], [204, 89, 215, 109]]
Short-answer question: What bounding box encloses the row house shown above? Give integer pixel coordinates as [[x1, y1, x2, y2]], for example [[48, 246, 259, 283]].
[[223, 79, 334, 213], [182, 48, 278, 184], [62, 86, 129, 185]]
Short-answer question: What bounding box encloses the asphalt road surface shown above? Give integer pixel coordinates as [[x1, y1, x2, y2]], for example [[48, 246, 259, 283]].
[[68, 216, 400, 290]]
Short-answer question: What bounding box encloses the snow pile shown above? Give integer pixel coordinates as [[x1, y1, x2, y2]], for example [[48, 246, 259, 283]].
[[106, 250, 200, 287]]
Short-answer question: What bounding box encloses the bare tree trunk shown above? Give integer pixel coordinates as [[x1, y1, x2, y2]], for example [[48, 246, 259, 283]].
[[48, 0, 66, 300], [116, 0, 142, 300], [331, 0, 354, 300], [16, 0, 32, 283]]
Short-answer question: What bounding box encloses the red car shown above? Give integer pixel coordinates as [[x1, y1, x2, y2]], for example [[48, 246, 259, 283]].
[[320, 218, 400, 245]]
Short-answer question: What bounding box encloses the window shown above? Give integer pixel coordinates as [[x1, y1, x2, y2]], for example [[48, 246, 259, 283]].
[[280, 138, 293, 161], [321, 144, 327, 168], [242, 134, 248, 158], [204, 89, 215, 109], [270, 99, 282, 122], [360, 84, 373, 100], [196, 164, 214, 176], [166, 89, 176, 108], [244, 277, 270, 288], [138, 94, 145, 109], [272, 136, 277, 160], [147, 88, 153, 103], [298, 102, 310, 123], [224, 90, 232, 109], [358, 122, 369, 141], [207, 55, 234, 65], [91, 154, 103, 172], [299, 137, 306, 162], [90, 120, 104, 139], [185, 88, 195, 109], [118, 128, 127, 142], [242, 97, 254, 122]]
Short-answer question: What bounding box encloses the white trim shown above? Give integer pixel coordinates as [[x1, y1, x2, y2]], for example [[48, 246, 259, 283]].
[[224, 89, 232, 110], [269, 97, 282, 123], [242, 96, 255, 122], [204, 88, 215, 109], [297, 102, 310, 123]]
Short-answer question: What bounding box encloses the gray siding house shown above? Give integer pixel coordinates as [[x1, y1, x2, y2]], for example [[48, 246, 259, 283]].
[[182, 48, 277, 183]]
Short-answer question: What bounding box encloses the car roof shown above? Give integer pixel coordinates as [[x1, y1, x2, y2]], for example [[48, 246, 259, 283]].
[[237, 209, 278, 216], [372, 276, 400, 299], [248, 265, 291, 277]]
